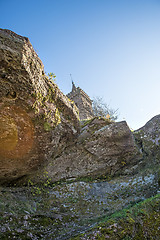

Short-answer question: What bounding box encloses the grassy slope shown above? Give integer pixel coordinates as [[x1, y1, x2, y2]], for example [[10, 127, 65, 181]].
[[71, 193, 160, 240]]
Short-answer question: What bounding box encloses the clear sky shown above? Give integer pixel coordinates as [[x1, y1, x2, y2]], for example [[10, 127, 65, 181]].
[[1, 0, 160, 130]]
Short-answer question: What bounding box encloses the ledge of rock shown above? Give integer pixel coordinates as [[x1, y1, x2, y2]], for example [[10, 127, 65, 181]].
[[42, 118, 142, 183], [0, 29, 80, 184]]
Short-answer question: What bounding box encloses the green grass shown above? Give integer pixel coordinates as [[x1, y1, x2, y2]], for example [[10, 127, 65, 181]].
[[70, 193, 160, 240]]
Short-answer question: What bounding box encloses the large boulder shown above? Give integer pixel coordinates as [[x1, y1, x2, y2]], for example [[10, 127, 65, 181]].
[[134, 115, 160, 166], [43, 118, 142, 182], [0, 29, 79, 184]]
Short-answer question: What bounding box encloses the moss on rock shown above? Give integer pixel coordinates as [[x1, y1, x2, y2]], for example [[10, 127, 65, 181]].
[[71, 194, 160, 240]]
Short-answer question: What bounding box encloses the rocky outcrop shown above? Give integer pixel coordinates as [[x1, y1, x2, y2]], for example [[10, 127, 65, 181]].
[[134, 115, 160, 167], [0, 29, 159, 240], [0, 29, 79, 184], [42, 118, 142, 182], [0, 29, 143, 185]]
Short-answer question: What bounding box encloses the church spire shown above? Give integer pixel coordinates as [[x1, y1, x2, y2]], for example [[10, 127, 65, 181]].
[[70, 74, 76, 92], [72, 80, 76, 92]]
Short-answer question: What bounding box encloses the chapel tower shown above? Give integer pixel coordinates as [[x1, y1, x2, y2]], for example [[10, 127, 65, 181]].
[[67, 81, 94, 120]]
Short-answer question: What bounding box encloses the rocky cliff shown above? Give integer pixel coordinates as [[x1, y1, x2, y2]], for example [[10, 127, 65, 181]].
[[0, 29, 143, 185], [0, 29, 160, 240], [134, 114, 160, 159], [0, 29, 79, 184], [0, 29, 159, 187]]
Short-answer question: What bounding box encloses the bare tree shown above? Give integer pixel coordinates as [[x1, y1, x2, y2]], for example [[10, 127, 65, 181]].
[[92, 96, 118, 121]]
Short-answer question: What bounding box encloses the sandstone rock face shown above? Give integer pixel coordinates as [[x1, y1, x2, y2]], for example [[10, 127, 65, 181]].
[[44, 118, 142, 182], [134, 114, 160, 163], [0, 29, 79, 184], [0, 29, 143, 185]]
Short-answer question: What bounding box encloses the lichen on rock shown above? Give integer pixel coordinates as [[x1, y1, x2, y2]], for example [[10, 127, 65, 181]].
[[44, 117, 142, 183], [134, 115, 160, 170], [0, 28, 79, 184]]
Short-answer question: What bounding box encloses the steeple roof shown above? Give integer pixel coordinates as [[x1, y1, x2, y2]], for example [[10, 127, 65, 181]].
[[72, 81, 76, 92]]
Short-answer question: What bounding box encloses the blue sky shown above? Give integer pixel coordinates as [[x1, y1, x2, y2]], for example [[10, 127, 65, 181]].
[[1, 0, 160, 129]]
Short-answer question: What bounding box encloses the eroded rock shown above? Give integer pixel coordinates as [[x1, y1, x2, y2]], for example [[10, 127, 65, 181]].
[[134, 115, 160, 170], [43, 118, 142, 182], [0, 29, 79, 184], [0, 29, 143, 185]]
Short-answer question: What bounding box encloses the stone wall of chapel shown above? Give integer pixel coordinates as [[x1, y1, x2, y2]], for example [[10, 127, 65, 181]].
[[67, 86, 94, 120]]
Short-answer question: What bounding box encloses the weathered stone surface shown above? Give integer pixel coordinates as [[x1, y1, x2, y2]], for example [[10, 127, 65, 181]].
[[134, 114, 160, 167], [0, 29, 143, 185], [0, 171, 158, 239], [43, 118, 142, 182], [0, 29, 79, 184], [0, 29, 159, 240]]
